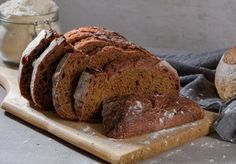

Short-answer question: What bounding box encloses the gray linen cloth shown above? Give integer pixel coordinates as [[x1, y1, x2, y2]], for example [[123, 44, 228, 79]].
[[150, 48, 236, 143]]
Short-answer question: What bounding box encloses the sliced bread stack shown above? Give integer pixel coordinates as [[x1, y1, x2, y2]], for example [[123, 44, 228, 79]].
[[19, 29, 58, 101], [19, 26, 180, 123], [53, 27, 155, 120]]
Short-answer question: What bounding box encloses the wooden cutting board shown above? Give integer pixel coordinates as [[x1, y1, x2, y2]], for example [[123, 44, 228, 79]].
[[0, 66, 218, 164]]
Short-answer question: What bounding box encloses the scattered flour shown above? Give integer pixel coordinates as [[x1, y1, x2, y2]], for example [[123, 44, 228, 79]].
[[164, 111, 175, 119], [143, 140, 151, 145], [199, 93, 204, 97], [209, 159, 214, 163], [190, 142, 195, 146], [164, 140, 168, 145], [81, 126, 90, 133], [149, 132, 160, 140], [200, 142, 214, 148], [114, 144, 122, 149], [165, 149, 182, 158], [159, 118, 164, 124], [80, 126, 96, 135], [23, 140, 28, 144], [133, 101, 143, 110]]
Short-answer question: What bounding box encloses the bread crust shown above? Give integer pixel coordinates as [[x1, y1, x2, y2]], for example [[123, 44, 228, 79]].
[[223, 47, 236, 64], [102, 94, 205, 139], [215, 52, 236, 100], [64, 26, 127, 45]]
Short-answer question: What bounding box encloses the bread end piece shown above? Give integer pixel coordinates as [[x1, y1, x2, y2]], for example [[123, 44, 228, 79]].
[[102, 94, 205, 139]]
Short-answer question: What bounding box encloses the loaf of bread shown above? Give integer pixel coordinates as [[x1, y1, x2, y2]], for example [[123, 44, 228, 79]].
[[215, 47, 236, 101], [19, 30, 57, 101], [18, 26, 133, 111], [30, 36, 73, 109], [102, 94, 205, 139], [53, 46, 153, 120], [74, 57, 180, 121], [19, 26, 183, 137], [53, 27, 153, 120]]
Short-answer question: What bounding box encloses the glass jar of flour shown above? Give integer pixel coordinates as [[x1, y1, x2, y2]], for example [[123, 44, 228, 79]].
[[0, 0, 61, 64]]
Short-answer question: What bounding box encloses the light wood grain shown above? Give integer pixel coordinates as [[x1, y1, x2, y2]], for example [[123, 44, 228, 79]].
[[0, 66, 218, 164]]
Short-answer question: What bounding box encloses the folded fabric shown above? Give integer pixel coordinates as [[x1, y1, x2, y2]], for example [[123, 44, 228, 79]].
[[213, 98, 236, 143], [150, 48, 236, 143]]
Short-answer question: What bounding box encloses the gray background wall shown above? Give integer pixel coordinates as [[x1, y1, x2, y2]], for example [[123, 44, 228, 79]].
[[2, 0, 236, 52]]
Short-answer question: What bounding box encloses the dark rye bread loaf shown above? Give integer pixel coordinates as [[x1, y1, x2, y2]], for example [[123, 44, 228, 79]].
[[102, 94, 205, 139], [74, 57, 180, 121], [19, 29, 57, 101], [30, 36, 73, 109], [27, 27, 122, 109], [53, 46, 153, 120], [53, 26, 151, 120]]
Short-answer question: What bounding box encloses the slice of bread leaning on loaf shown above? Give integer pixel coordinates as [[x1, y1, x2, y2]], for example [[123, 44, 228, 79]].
[[19, 26, 205, 138]]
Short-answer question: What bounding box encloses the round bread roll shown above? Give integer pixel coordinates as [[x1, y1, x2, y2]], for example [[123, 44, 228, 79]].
[[215, 47, 236, 101]]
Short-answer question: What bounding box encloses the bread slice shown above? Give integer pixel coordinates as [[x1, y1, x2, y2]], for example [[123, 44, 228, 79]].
[[74, 57, 180, 121], [53, 46, 153, 120], [102, 94, 205, 139], [19, 29, 57, 101], [30, 36, 73, 109]]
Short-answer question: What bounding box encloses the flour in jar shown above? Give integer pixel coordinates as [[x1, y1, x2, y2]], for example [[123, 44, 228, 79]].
[[0, 0, 58, 17], [0, 0, 59, 63]]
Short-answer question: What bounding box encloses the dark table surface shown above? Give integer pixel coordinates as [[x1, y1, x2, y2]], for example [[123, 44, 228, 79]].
[[0, 50, 235, 164]]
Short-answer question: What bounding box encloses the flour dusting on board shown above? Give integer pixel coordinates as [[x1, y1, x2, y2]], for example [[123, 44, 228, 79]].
[[80, 126, 96, 136], [138, 120, 200, 145]]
